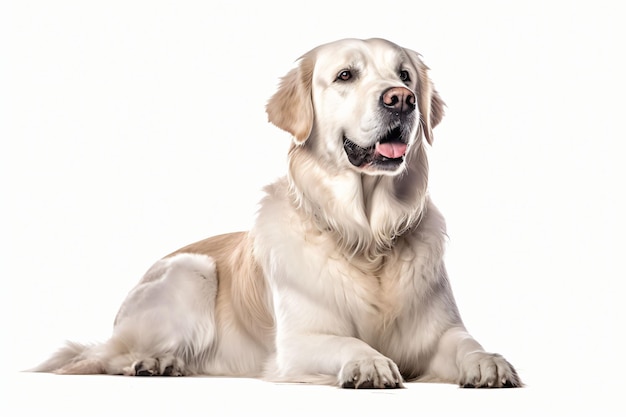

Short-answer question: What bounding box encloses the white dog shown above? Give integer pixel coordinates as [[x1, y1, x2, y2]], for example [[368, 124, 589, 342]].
[[35, 38, 521, 389]]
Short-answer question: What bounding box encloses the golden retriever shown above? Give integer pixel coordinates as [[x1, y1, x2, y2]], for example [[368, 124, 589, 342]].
[[34, 38, 521, 389]]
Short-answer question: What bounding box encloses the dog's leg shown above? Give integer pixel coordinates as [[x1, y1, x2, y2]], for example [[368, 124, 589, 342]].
[[426, 326, 522, 388], [269, 334, 404, 388], [108, 253, 219, 376], [35, 253, 220, 376]]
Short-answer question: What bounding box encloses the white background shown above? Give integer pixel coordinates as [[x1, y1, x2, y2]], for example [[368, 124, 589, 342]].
[[2, 0, 625, 415]]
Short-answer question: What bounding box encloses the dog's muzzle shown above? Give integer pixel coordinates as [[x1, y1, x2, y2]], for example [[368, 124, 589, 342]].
[[343, 87, 417, 173]]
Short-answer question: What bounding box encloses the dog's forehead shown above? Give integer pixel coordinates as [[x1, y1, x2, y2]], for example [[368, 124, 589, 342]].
[[312, 38, 408, 74]]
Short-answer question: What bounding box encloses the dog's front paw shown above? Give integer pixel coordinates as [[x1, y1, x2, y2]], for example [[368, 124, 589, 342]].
[[339, 356, 404, 389], [459, 351, 521, 388], [124, 355, 186, 377]]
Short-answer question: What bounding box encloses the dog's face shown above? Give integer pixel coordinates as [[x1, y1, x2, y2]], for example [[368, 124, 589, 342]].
[[267, 38, 444, 176]]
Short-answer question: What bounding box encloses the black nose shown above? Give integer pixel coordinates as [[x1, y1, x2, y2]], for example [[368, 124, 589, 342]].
[[381, 87, 416, 115]]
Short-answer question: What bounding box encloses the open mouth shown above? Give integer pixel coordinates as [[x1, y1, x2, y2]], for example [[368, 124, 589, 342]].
[[343, 126, 408, 171]]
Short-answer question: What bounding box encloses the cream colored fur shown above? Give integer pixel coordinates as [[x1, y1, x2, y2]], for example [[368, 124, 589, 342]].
[[34, 38, 521, 389]]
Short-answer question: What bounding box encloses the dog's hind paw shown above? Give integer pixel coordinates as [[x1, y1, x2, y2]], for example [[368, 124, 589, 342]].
[[124, 355, 186, 377]]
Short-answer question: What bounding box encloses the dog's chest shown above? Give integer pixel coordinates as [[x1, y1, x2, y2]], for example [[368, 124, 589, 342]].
[[324, 249, 419, 331]]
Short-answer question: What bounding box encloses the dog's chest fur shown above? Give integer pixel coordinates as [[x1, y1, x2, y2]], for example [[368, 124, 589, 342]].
[[254, 177, 446, 348]]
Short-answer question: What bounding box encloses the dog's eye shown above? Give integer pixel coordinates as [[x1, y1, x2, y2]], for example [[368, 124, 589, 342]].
[[337, 70, 353, 81], [399, 70, 411, 82]]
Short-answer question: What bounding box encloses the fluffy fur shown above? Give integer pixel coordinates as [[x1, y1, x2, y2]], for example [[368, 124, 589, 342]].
[[34, 38, 521, 389]]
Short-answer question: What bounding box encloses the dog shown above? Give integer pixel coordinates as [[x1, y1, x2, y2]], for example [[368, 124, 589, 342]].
[[34, 38, 521, 389]]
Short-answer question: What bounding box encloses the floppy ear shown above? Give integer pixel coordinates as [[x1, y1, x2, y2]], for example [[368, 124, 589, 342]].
[[410, 52, 445, 145], [266, 55, 315, 144]]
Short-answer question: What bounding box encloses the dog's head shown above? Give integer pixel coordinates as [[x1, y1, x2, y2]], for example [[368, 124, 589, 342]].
[[266, 38, 444, 176]]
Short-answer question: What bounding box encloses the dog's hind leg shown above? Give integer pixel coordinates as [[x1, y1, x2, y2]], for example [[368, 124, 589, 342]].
[[33, 253, 219, 376], [112, 253, 219, 376]]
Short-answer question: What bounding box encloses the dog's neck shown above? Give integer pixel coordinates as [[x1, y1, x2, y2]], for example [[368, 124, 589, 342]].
[[287, 143, 430, 258]]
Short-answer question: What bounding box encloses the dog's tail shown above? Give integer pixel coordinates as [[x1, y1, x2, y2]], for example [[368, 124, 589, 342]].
[[30, 341, 107, 374]]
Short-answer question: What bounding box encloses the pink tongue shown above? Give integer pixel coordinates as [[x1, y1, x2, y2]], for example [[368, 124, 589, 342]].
[[375, 142, 407, 159]]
